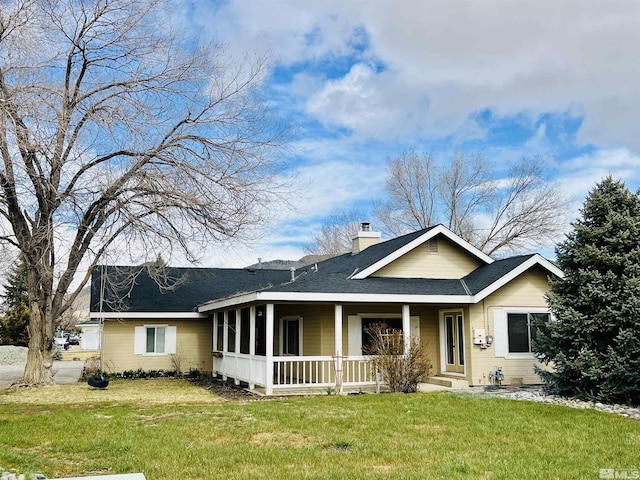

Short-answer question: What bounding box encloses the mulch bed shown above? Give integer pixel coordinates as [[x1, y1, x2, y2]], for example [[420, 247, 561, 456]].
[[194, 377, 267, 401]]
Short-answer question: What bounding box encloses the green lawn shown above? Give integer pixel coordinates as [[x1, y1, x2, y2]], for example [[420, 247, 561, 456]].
[[1, 380, 638, 479]]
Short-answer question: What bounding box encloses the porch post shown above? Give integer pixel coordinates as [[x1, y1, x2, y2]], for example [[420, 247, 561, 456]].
[[234, 308, 241, 385], [402, 304, 411, 355], [212, 314, 218, 354], [222, 310, 228, 381], [334, 304, 343, 356], [265, 303, 274, 395], [334, 304, 343, 393], [211, 314, 218, 376], [249, 306, 256, 390]]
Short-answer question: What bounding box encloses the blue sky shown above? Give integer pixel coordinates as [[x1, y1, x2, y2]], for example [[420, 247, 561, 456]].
[[179, 1, 640, 267]]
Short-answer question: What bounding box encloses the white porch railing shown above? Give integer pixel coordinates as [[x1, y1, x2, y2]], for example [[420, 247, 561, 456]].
[[214, 353, 266, 386], [213, 354, 377, 390]]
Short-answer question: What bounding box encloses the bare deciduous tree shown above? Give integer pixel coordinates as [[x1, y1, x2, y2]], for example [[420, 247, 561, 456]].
[[303, 210, 367, 257], [376, 151, 567, 255], [0, 0, 291, 384]]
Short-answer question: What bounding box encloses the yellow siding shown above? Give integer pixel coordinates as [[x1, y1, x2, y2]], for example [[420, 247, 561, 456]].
[[102, 319, 212, 373], [410, 305, 441, 372], [467, 266, 552, 386], [373, 234, 483, 278], [275, 304, 331, 356]]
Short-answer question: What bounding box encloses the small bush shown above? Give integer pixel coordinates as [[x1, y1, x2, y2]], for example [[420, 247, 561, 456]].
[[170, 351, 184, 373], [365, 323, 432, 393], [111, 368, 179, 380], [82, 356, 101, 377]]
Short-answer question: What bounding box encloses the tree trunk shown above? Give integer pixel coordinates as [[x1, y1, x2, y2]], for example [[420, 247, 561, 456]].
[[21, 270, 55, 385], [22, 306, 54, 384]]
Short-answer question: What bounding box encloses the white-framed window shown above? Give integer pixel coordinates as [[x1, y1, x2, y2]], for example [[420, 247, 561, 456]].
[[361, 317, 403, 354], [146, 326, 166, 353], [494, 308, 549, 358], [347, 313, 419, 356], [134, 325, 177, 356], [279, 316, 302, 356]]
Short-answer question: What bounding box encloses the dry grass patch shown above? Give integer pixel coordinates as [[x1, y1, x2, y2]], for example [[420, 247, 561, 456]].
[[250, 431, 311, 448], [412, 423, 447, 431], [0, 379, 223, 405]]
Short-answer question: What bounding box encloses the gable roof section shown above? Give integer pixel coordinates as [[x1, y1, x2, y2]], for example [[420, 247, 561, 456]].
[[463, 253, 563, 301], [90, 265, 291, 315], [351, 224, 493, 279]]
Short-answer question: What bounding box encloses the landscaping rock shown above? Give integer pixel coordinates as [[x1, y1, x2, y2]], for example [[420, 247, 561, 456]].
[[491, 388, 640, 421], [0, 346, 28, 366]]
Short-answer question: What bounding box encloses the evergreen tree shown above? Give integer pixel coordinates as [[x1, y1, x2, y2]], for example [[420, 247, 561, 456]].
[[534, 176, 640, 405], [0, 261, 30, 346]]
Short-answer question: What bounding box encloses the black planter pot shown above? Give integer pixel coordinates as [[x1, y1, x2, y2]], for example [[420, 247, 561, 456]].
[[88, 374, 109, 389]]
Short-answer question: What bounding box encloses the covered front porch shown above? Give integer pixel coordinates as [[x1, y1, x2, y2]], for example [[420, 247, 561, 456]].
[[208, 302, 470, 395]]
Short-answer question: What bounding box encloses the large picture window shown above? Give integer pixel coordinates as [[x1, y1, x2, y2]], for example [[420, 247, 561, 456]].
[[361, 317, 403, 354], [507, 312, 548, 353]]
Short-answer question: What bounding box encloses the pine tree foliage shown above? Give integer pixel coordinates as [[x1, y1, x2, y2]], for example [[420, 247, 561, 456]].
[[0, 261, 30, 346], [534, 176, 640, 405]]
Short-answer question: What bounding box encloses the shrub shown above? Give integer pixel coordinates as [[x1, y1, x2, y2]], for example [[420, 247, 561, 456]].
[[535, 176, 640, 405], [365, 323, 432, 393]]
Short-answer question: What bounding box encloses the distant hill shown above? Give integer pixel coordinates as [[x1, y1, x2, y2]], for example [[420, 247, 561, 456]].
[[245, 254, 333, 270]]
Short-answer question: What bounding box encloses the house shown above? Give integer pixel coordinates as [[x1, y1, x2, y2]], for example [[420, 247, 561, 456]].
[[89, 223, 563, 395], [75, 320, 101, 350]]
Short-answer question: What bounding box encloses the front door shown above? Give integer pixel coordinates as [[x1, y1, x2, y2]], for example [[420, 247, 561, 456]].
[[444, 312, 465, 374]]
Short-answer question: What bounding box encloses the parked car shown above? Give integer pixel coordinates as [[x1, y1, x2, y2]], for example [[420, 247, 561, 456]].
[[67, 334, 80, 346], [54, 331, 67, 348]]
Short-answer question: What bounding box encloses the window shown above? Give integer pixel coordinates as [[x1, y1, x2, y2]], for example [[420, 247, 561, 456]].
[[146, 326, 165, 354], [134, 325, 176, 355], [507, 312, 548, 354], [361, 317, 403, 354]]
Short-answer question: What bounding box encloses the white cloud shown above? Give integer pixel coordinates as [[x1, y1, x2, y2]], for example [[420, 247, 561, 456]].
[[557, 148, 640, 211], [189, 0, 640, 150], [291, 156, 386, 218], [167, 1, 640, 266]]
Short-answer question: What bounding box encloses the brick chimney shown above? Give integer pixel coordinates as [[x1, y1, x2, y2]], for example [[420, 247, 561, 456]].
[[352, 222, 381, 254]]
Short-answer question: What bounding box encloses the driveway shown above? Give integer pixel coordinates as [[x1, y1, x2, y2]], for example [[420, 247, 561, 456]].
[[0, 360, 84, 386]]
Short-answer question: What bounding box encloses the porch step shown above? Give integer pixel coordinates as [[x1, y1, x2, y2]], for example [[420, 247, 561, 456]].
[[427, 376, 469, 389]]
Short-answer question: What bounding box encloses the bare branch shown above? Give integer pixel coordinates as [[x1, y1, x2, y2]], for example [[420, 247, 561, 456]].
[[376, 151, 569, 255], [0, 0, 293, 384]]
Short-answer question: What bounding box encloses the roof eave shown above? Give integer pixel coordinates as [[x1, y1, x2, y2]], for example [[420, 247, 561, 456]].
[[90, 312, 205, 320], [198, 291, 473, 312]]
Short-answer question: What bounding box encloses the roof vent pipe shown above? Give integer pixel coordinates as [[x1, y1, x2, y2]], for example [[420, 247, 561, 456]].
[[290, 267, 296, 282]]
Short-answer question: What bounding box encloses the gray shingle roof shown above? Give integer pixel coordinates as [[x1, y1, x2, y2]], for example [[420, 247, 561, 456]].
[[462, 255, 536, 295], [90, 229, 554, 313], [90, 265, 291, 313]]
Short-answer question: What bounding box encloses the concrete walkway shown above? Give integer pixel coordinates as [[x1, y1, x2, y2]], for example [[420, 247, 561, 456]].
[[0, 360, 84, 386]]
